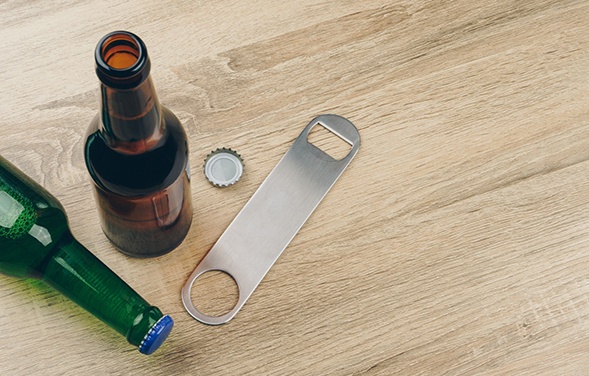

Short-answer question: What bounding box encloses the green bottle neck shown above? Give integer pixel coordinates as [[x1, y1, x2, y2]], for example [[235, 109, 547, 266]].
[[41, 233, 163, 347]]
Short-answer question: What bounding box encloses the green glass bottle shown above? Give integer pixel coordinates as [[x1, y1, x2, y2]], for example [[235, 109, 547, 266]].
[[0, 155, 173, 355]]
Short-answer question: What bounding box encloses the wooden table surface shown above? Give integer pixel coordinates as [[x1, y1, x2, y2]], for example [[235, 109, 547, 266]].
[[2, 0, 589, 374]]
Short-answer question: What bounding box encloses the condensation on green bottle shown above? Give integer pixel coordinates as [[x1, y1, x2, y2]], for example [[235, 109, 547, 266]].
[[0, 155, 173, 355]]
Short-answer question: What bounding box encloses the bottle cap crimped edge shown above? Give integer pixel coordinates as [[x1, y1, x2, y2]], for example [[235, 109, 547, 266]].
[[203, 148, 244, 187], [138, 315, 174, 355]]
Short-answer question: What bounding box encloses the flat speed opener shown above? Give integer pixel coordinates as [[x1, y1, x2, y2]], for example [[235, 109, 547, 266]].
[[182, 114, 360, 324]]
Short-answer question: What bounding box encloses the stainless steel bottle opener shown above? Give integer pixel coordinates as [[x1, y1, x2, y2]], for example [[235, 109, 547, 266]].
[[182, 114, 360, 325]]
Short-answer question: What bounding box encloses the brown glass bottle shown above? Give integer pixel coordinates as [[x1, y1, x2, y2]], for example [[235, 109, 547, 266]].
[[84, 31, 192, 257]]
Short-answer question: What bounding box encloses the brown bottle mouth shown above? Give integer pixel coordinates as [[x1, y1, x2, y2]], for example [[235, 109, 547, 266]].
[[102, 33, 140, 69], [95, 31, 150, 88]]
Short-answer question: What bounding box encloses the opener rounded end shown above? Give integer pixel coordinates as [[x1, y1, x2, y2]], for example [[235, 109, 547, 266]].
[[181, 268, 243, 325]]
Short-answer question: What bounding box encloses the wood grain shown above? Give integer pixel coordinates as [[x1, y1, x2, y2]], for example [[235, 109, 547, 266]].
[[2, 0, 589, 374]]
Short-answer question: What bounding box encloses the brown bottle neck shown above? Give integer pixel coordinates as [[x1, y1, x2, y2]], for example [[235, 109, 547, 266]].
[[99, 77, 165, 153], [95, 31, 165, 154]]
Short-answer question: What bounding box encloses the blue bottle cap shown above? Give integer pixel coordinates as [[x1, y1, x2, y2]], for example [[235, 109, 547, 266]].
[[138, 315, 174, 355]]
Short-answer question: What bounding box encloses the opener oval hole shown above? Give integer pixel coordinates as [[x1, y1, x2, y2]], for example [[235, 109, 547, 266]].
[[190, 270, 239, 317], [307, 123, 352, 160]]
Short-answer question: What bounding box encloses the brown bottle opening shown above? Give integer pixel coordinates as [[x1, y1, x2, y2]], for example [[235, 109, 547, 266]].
[[102, 34, 140, 69], [95, 31, 150, 88]]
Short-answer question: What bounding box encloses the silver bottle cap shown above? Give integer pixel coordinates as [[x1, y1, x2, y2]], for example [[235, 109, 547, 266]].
[[203, 148, 244, 187]]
